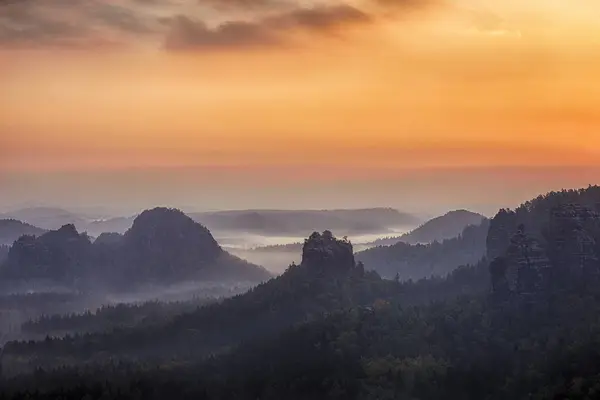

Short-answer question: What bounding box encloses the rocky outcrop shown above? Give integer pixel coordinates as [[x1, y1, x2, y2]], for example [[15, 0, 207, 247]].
[[546, 204, 599, 281], [505, 225, 551, 294], [301, 231, 355, 274], [486, 209, 519, 261]]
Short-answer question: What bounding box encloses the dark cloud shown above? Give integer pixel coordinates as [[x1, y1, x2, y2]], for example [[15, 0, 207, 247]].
[[202, 0, 288, 12], [166, 16, 279, 50], [0, 1, 87, 47], [0, 0, 159, 47], [0, 0, 408, 50], [374, 0, 436, 8], [165, 5, 372, 50], [88, 3, 155, 34]]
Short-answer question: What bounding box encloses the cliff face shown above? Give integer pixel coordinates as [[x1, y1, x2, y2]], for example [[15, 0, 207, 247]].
[[489, 188, 600, 298], [505, 225, 551, 294], [546, 204, 599, 282], [486, 209, 519, 261]]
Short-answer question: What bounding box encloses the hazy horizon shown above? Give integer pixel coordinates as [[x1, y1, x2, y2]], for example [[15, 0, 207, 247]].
[[2, 165, 599, 217]]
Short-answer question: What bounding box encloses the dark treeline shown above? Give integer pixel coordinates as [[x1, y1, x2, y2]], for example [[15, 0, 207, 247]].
[[20, 298, 216, 336]]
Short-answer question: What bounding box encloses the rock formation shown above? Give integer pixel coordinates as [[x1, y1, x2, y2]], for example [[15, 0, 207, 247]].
[[301, 230, 355, 274]]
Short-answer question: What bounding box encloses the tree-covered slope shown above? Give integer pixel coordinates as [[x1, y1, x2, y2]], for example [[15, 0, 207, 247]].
[[371, 210, 486, 246], [0, 208, 271, 288], [356, 220, 489, 280], [0, 220, 46, 246]]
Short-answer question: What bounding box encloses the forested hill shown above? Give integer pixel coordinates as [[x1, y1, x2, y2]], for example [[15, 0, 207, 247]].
[[0, 219, 46, 246], [487, 186, 600, 297], [371, 210, 486, 246], [0, 208, 271, 289], [356, 219, 489, 279]]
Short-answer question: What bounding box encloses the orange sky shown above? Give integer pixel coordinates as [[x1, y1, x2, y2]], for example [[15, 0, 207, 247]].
[[1, 0, 599, 212]]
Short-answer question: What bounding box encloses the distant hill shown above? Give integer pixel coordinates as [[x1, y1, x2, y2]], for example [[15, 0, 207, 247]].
[[192, 208, 420, 236], [0, 208, 271, 289], [1, 207, 421, 238], [0, 219, 46, 245], [356, 219, 490, 280], [1, 224, 94, 283], [0, 208, 87, 231], [250, 242, 304, 252], [370, 210, 486, 246]]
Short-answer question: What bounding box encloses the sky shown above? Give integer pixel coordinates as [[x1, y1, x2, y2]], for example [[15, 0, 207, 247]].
[[1, 0, 600, 215]]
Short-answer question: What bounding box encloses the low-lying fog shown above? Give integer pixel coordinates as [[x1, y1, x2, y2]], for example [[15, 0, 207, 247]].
[[0, 280, 257, 346], [221, 228, 409, 274]]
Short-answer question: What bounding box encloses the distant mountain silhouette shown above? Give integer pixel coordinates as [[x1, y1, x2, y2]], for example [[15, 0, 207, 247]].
[[357, 219, 490, 280], [1, 224, 93, 283], [370, 210, 486, 246], [0, 208, 271, 289], [0, 219, 46, 245], [192, 208, 420, 236], [4, 207, 421, 238], [250, 242, 304, 252], [0, 208, 88, 231], [114, 208, 270, 283]]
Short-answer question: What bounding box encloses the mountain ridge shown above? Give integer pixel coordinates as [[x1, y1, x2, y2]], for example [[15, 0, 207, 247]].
[[370, 209, 486, 246], [0, 219, 47, 246], [0, 208, 271, 290]]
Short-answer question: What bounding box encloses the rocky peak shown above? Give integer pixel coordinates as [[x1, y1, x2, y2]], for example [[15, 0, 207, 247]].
[[301, 230, 355, 273]]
